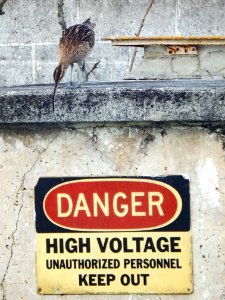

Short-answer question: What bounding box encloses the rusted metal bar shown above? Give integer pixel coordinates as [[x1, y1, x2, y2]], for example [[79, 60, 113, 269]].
[[103, 36, 225, 46]]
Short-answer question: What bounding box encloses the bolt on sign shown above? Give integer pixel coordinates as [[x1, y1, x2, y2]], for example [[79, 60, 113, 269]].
[[34, 176, 193, 294]]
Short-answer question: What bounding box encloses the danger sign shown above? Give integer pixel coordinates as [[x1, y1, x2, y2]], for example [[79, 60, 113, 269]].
[[35, 176, 193, 294]]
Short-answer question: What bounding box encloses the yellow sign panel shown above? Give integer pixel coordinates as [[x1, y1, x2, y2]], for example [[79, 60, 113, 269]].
[[37, 232, 192, 294], [35, 176, 193, 294]]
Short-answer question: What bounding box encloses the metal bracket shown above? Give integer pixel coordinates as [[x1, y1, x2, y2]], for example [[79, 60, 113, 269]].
[[166, 45, 198, 55]]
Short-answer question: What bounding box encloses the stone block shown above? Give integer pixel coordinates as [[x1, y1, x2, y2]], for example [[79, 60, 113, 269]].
[[34, 44, 58, 63], [198, 45, 225, 58], [89, 42, 131, 64], [0, 0, 60, 44], [0, 46, 33, 86], [0, 45, 32, 62], [76, 0, 105, 41], [171, 56, 199, 76], [141, 0, 176, 36], [0, 62, 33, 86], [199, 46, 225, 74], [61, 0, 78, 28], [177, 0, 225, 35], [91, 61, 129, 81], [35, 62, 57, 85], [78, 0, 176, 40], [129, 57, 172, 79]]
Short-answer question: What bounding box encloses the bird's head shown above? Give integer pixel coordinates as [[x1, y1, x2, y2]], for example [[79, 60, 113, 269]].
[[53, 64, 66, 84], [83, 17, 96, 29]]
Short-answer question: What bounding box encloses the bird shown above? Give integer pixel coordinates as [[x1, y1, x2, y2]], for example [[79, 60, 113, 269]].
[[53, 18, 96, 111]]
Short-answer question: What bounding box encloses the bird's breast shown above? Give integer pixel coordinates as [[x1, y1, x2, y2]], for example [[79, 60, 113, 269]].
[[71, 42, 93, 63]]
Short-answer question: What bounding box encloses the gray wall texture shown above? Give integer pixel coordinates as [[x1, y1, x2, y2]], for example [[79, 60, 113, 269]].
[[1, 0, 225, 86]]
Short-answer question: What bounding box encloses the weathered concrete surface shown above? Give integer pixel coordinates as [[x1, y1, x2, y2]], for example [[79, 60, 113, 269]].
[[0, 126, 225, 299], [1, 1, 225, 85], [1, 80, 225, 124], [177, 0, 225, 36]]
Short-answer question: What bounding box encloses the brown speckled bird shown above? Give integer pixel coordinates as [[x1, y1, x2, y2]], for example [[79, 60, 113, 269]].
[[53, 18, 95, 111]]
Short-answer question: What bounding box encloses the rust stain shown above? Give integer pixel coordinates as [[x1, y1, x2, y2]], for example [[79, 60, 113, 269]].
[[166, 45, 197, 55]]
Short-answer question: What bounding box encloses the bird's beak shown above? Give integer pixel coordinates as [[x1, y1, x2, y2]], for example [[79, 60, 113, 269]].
[[52, 80, 59, 112]]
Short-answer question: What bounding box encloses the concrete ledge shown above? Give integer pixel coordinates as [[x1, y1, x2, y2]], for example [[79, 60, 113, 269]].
[[0, 80, 225, 125]]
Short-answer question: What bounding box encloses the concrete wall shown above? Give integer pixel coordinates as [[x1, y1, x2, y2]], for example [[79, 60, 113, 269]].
[[1, 0, 225, 86], [0, 125, 225, 299]]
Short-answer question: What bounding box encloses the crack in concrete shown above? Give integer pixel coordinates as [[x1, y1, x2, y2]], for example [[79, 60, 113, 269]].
[[90, 127, 107, 173], [197, 52, 225, 77], [171, 57, 178, 76], [198, 54, 213, 77], [0, 133, 59, 300], [126, 127, 160, 175], [194, 54, 205, 77], [126, 128, 146, 175], [91, 127, 98, 148], [89, 126, 119, 175]]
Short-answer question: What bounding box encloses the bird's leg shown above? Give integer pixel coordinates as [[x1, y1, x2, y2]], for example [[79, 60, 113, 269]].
[[76, 64, 82, 84], [78, 61, 88, 82], [69, 63, 74, 85], [81, 62, 88, 81], [62, 63, 79, 88]]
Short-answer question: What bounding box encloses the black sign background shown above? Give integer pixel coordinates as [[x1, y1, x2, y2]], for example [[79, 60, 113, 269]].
[[35, 176, 190, 233]]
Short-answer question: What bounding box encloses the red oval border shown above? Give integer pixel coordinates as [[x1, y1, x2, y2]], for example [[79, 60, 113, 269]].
[[43, 178, 182, 231]]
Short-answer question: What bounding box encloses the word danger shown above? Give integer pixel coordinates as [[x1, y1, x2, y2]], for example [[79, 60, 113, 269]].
[[57, 192, 165, 217], [46, 237, 181, 253]]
